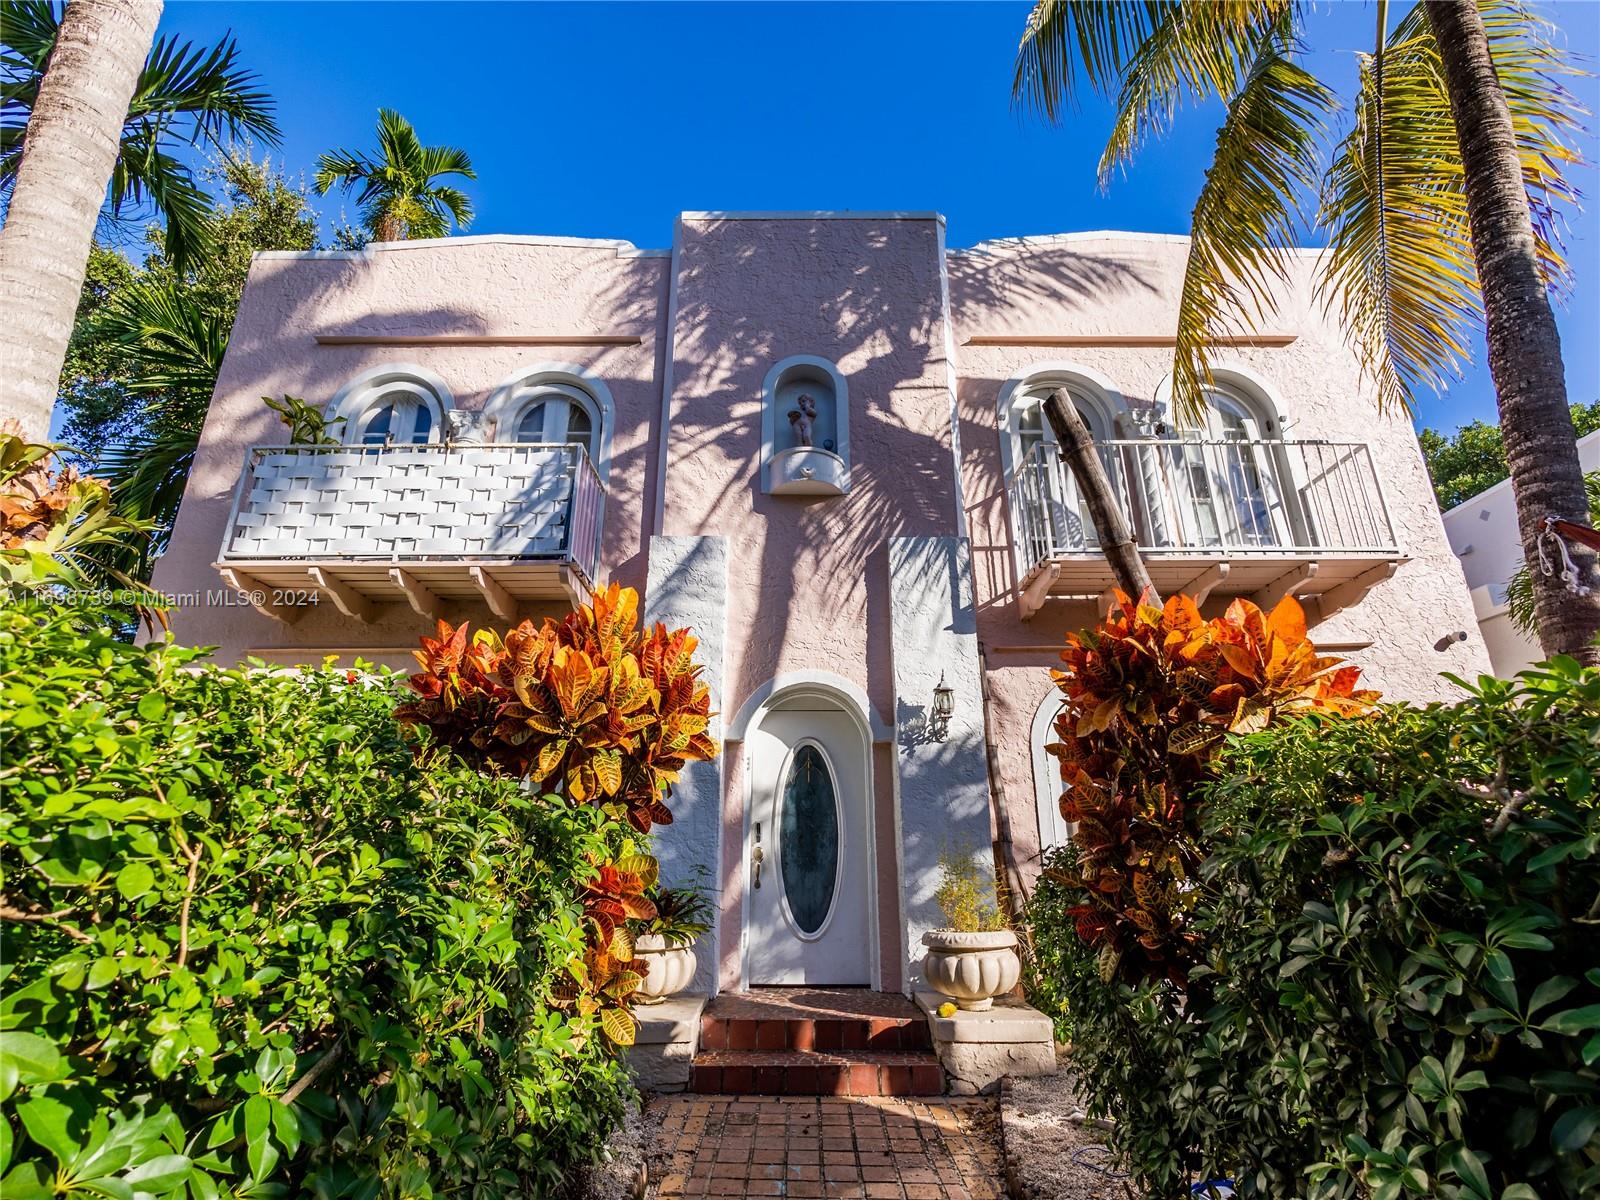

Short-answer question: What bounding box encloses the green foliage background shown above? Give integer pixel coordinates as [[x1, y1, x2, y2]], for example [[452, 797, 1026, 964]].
[[1419, 401, 1600, 511], [0, 601, 634, 1197], [1025, 665, 1600, 1199]]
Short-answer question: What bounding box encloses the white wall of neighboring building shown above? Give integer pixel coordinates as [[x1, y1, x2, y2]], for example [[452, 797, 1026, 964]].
[[1442, 429, 1600, 676]]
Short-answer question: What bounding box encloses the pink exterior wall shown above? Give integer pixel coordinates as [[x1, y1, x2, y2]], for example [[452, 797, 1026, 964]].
[[150, 217, 1493, 986], [949, 233, 1491, 886], [659, 216, 955, 993], [151, 237, 669, 667]]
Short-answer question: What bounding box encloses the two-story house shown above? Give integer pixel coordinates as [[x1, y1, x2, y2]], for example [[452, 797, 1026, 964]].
[[153, 213, 1490, 997]]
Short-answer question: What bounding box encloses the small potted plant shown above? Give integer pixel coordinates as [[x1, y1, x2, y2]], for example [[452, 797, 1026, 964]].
[[921, 850, 1019, 1011], [631, 873, 712, 1004]]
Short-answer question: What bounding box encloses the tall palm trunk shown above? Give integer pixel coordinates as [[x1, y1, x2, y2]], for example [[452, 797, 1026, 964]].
[[1043, 389, 1159, 604], [0, 0, 162, 441], [1425, 0, 1600, 664]]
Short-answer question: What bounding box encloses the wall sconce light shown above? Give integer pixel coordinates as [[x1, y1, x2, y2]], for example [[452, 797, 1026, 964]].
[[929, 672, 955, 741]]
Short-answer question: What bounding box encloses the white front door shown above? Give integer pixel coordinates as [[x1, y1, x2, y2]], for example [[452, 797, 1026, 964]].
[[745, 708, 871, 985]]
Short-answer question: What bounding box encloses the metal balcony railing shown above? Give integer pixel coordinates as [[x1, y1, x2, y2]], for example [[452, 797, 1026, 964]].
[[220, 441, 605, 586], [1008, 438, 1397, 577]]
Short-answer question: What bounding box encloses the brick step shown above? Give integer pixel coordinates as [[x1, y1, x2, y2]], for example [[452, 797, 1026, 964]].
[[690, 1050, 943, 1096], [700, 1014, 932, 1053]]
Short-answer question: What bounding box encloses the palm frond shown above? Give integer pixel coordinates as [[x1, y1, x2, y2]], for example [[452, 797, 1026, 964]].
[[127, 31, 280, 146], [89, 278, 228, 397], [1459, 0, 1585, 294], [1014, 0, 1172, 120], [0, 2, 57, 71], [106, 135, 213, 269], [416, 144, 475, 181], [375, 107, 423, 176], [313, 149, 372, 195], [1099, 0, 1289, 184], [1317, 0, 1584, 413], [429, 185, 474, 229], [315, 109, 475, 242], [94, 421, 199, 575], [1169, 14, 1334, 422], [2, 3, 278, 267]]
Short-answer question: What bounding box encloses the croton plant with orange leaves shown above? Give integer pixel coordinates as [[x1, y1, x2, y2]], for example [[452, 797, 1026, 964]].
[[1043, 590, 1377, 988], [394, 584, 716, 1043], [395, 582, 716, 833]]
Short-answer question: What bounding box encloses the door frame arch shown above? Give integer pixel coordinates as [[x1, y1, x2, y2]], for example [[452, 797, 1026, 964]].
[[729, 673, 887, 990]]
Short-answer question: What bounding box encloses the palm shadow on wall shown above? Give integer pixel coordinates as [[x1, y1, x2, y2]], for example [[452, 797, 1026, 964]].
[[590, 220, 1156, 931]]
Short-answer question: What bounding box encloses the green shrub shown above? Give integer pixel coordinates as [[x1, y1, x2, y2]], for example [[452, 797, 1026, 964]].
[[1026, 661, 1600, 1198], [0, 600, 636, 1197], [932, 849, 1007, 933]]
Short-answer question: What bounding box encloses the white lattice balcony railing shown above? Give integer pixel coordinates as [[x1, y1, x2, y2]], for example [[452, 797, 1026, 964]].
[[215, 442, 604, 623], [1007, 439, 1405, 619]]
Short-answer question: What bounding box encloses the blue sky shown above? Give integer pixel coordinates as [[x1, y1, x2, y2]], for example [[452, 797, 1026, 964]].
[[154, 0, 1600, 433]]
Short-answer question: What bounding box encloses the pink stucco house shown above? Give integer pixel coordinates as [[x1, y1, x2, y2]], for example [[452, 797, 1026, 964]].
[[153, 212, 1490, 1000]]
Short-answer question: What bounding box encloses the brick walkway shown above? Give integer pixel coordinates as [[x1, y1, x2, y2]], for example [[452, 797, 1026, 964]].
[[646, 1093, 1006, 1199]]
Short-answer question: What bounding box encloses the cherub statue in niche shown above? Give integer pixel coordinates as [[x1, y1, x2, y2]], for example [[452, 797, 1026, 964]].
[[787, 393, 817, 448]]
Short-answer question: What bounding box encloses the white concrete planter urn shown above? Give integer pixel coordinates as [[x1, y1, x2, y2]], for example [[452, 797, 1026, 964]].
[[921, 930, 1021, 1011], [632, 934, 697, 1004]]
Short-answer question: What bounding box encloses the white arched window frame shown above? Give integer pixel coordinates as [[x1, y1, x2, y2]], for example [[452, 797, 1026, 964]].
[[1152, 365, 1314, 550], [1030, 689, 1071, 854], [760, 355, 850, 495], [483, 363, 615, 482], [996, 364, 1139, 561], [326, 365, 453, 447]]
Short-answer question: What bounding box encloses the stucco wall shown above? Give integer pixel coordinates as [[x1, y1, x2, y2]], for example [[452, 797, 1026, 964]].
[[1443, 429, 1600, 676], [149, 237, 670, 664], [948, 233, 1492, 887], [148, 216, 1495, 976], [656, 216, 963, 990], [643, 535, 728, 994], [888, 536, 994, 988]]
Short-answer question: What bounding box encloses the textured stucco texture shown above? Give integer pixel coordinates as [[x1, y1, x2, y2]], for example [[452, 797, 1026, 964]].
[[154, 218, 1492, 989]]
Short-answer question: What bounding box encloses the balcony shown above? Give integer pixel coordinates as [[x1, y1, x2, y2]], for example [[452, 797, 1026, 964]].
[[1008, 438, 1404, 620], [215, 442, 604, 623]]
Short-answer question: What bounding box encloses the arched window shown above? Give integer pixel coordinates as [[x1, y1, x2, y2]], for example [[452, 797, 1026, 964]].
[[997, 366, 1132, 558], [484, 364, 615, 481], [327, 367, 452, 448], [1009, 380, 1115, 470], [510, 383, 598, 458], [1170, 382, 1292, 548], [1030, 690, 1071, 854], [356, 388, 435, 445]]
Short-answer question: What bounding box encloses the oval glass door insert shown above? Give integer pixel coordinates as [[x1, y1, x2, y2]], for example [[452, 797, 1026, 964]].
[[779, 744, 840, 936]]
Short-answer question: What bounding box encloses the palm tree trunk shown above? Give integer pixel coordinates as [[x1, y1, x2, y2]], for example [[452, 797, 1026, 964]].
[[1425, 0, 1600, 664], [0, 0, 162, 443], [1042, 389, 1159, 604]]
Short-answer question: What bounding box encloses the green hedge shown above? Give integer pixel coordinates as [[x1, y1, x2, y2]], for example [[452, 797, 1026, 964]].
[[1025, 662, 1600, 1199], [0, 601, 634, 1197]]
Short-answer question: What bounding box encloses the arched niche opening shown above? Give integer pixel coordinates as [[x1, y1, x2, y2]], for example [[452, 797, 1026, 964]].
[[761, 355, 850, 497]]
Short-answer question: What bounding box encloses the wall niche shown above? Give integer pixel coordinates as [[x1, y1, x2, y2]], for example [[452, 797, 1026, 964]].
[[762, 355, 850, 497]]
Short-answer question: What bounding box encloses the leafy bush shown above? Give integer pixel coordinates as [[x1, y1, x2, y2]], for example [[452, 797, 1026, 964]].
[[396, 582, 716, 835], [0, 599, 643, 1197], [1044, 591, 1375, 984], [932, 850, 1007, 933], [1026, 662, 1600, 1198], [636, 867, 714, 947]]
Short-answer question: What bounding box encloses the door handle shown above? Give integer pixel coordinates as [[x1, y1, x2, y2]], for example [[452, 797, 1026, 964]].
[[752, 823, 764, 889]]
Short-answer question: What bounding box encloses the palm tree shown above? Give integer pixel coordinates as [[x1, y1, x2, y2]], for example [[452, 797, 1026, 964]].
[[1423, 0, 1596, 660], [89, 277, 227, 578], [315, 109, 474, 243], [0, 0, 162, 443], [2, 2, 281, 267], [1013, 0, 1598, 662]]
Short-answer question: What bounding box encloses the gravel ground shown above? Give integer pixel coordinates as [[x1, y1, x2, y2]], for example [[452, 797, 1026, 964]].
[[561, 1098, 661, 1200], [1001, 1058, 1135, 1200]]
